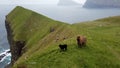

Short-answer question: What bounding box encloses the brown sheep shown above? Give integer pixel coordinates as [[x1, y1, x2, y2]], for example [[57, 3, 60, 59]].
[[77, 36, 87, 48]]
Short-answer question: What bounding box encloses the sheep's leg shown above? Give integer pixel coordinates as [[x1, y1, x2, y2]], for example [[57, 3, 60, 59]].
[[83, 42, 86, 47], [65, 47, 67, 51]]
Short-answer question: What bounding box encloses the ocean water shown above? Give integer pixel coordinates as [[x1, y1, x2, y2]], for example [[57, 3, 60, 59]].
[[0, 4, 120, 68], [0, 5, 13, 68]]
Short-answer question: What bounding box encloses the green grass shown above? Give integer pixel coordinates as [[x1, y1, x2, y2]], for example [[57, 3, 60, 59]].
[[6, 6, 120, 68]]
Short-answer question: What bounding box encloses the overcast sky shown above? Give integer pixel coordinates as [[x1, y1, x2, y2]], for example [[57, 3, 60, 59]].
[[0, 0, 86, 4]]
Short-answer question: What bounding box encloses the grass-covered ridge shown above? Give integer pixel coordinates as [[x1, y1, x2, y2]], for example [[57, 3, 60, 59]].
[[7, 6, 120, 68]]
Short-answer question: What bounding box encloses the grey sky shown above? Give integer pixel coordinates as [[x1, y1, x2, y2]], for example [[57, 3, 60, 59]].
[[0, 0, 86, 5], [0, 0, 59, 4]]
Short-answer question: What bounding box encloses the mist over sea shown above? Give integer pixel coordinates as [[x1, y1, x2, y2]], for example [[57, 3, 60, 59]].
[[0, 4, 120, 68]]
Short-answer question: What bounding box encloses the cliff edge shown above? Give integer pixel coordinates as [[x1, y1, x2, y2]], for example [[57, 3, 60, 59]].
[[5, 6, 71, 67]]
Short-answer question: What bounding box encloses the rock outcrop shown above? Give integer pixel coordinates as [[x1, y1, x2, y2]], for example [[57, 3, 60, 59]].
[[83, 0, 120, 8]]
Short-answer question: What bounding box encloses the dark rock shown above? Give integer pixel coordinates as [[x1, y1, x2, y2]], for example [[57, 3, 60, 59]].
[[50, 27, 55, 32], [0, 54, 6, 61]]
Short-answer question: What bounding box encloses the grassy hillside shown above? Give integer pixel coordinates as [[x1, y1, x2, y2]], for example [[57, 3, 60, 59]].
[[7, 6, 120, 68]]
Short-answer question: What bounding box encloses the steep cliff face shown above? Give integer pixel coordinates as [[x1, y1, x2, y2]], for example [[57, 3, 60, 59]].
[[5, 6, 69, 68], [83, 0, 120, 8], [5, 19, 26, 66]]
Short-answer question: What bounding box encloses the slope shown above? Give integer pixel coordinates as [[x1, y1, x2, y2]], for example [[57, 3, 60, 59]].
[[6, 6, 120, 68]]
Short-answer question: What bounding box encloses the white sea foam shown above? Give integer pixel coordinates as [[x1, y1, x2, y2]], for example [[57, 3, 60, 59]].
[[0, 49, 9, 55], [0, 49, 11, 63]]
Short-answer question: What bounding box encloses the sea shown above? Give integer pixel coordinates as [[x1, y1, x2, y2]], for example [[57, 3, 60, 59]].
[[0, 4, 120, 68]]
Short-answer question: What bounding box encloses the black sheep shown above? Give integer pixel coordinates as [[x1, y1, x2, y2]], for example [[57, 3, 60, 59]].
[[59, 44, 67, 51]]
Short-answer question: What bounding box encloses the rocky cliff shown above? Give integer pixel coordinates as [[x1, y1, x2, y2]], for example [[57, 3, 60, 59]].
[[5, 16, 26, 67], [5, 6, 68, 68], [83, 0, 120, 8]]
